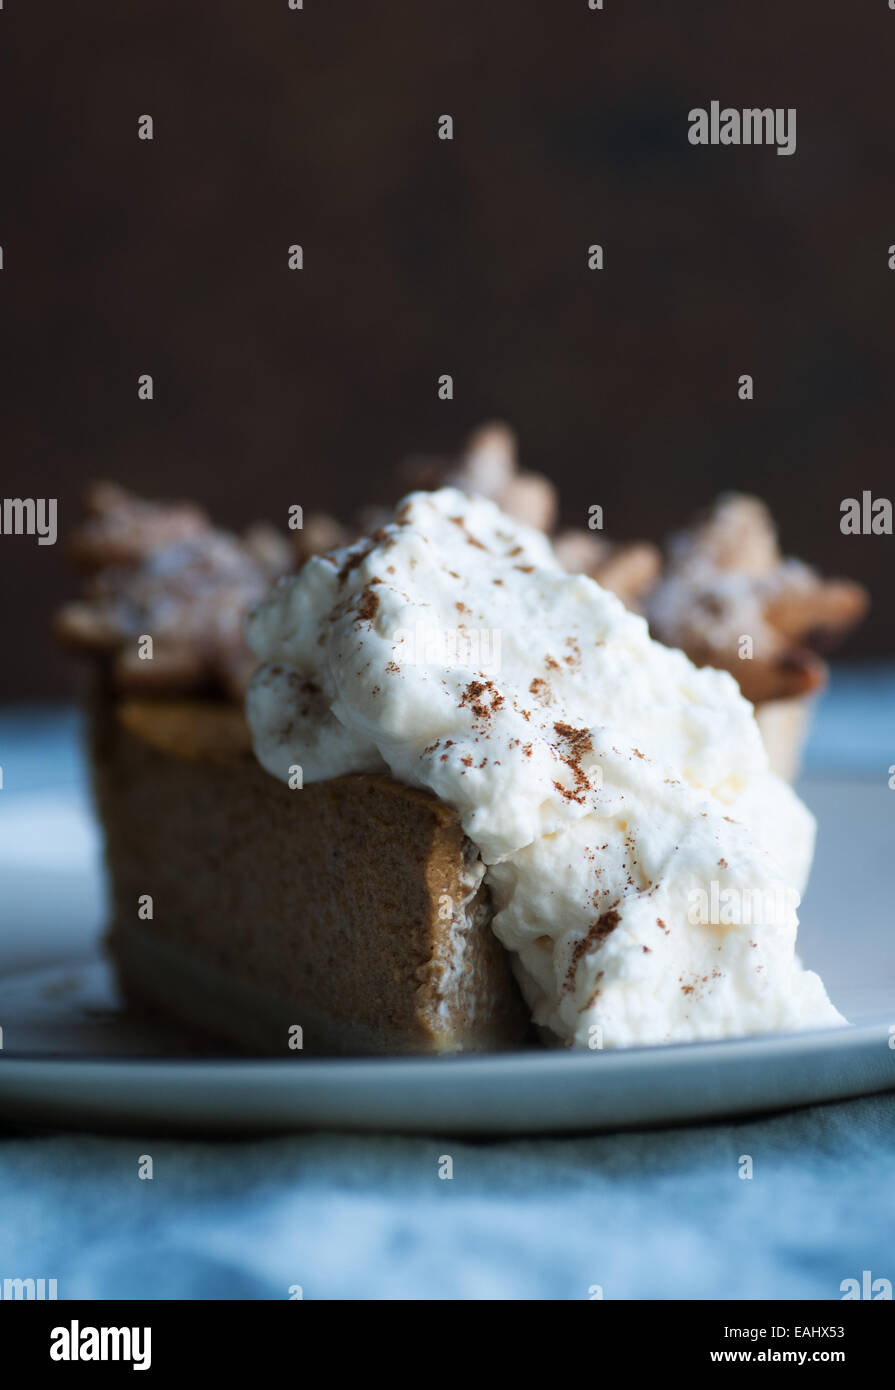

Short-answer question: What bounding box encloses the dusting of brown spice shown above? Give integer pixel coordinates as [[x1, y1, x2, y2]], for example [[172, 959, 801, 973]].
[[529, 677, 552, 706], [460, 679, 504, 720], [565, 909, 621, 993], [552, 721, 594, 804], [338, 543, 375, 584], [354, 587, 379, 623]]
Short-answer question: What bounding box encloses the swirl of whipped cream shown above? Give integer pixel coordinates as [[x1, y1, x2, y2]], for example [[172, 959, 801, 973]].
[[245, 488, 844, 1048]]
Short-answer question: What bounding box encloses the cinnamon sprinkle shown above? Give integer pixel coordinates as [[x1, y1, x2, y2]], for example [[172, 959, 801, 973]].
[[565, 909, 622, 992]]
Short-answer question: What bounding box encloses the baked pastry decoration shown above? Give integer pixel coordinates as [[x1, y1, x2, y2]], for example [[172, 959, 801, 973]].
[[647, 493, 868, 778], [55, 482, 290, 699]]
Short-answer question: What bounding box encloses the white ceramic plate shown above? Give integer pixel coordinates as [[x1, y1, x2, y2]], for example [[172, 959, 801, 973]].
[[0, 778, 893, 1134]]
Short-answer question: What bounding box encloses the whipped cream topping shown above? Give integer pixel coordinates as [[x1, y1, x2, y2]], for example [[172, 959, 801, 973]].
[[245, 488, 844, 1048]]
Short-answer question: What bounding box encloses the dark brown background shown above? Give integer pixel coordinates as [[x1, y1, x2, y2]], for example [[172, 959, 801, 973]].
[[1, 0, 892, 699]]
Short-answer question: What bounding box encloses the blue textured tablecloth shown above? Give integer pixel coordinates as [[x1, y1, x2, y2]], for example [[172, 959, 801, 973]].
[[0, 1096, 893, 1300], [0, 669, 893, 1300]]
